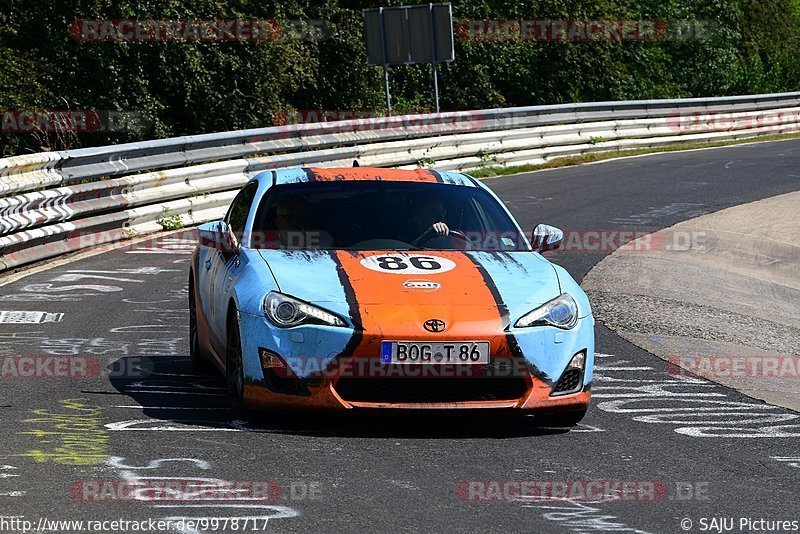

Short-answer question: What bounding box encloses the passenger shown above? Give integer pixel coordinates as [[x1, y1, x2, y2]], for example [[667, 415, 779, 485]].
[[274, 196, 311, 248]]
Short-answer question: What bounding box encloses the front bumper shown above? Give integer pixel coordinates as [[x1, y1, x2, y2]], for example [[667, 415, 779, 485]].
[[238, 311, 593, 413]]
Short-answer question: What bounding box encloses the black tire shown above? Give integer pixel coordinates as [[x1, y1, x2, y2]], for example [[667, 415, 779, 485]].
[[188, 275, 207, 372], [535, 410, 587, 428], [226, 309, 246, 414]]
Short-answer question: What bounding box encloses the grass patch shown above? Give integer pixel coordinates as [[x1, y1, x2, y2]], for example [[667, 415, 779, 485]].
[[468, 132, 800, 179], [156, 207, 184, 230]]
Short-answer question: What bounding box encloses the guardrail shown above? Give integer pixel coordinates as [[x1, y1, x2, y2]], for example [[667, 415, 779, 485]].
[[2, 92, 800, 272]]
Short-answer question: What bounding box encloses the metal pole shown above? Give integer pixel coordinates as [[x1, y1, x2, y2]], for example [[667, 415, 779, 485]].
[[429, 3, 440, 113], [383, 65, 392, 115], [432, 64, 440, 113], [378, 7, 391, 115]]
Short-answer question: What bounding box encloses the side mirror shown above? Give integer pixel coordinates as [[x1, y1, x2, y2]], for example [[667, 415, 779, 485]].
[[531, 224, 563, 252], [198, 221, 236, 253]]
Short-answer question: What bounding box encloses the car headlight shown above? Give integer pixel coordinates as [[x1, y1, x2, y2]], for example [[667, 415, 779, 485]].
[[264, 291, 346, 328], [515, 293, 578, 329]]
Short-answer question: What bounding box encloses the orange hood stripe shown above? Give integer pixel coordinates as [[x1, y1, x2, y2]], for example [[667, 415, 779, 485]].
[[464, 254, 552, 387], [331, 251, 552, 394], [334, 251, 504, 339], [305, 167, 441, 183]]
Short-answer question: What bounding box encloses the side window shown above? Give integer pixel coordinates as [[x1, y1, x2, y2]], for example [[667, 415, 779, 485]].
[[225, 183, 258, 246]]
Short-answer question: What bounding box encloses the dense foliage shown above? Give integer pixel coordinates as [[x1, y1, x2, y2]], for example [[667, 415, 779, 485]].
[[2, 0, 799, 156]]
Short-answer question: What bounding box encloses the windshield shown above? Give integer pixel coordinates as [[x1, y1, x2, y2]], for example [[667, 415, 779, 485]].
[[249, 181, 528, 251]]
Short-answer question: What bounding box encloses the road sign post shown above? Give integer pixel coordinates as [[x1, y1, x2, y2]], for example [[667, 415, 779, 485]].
[[363, 3, 455, 115]]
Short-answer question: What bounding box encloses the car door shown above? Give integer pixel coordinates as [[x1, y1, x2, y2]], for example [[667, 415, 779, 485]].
[[208, 183, 258, 352]]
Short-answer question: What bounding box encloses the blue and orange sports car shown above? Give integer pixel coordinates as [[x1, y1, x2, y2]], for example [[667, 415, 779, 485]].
[[190, 167, 594, 426]]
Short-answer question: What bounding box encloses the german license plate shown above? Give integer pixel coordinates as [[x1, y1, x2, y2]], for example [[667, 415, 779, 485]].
[[380, 341, 490, 364]]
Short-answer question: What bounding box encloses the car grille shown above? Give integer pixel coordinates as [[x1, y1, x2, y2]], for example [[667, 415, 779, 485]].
[[334, 376, 528, 403], [551, 369, 582, 394]]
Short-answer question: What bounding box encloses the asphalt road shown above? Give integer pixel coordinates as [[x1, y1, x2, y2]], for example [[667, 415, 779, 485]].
[[1, 139, 799, 534]]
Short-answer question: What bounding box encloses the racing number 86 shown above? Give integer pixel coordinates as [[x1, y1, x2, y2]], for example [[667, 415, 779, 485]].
[[377, 256, 442, 271]]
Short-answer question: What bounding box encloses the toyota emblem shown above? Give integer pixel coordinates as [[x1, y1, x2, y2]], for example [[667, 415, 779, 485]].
[[423, 319, 446, 333]]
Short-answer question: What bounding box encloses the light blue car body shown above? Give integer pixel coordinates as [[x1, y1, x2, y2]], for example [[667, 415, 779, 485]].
[[191, 167, 594, 412]]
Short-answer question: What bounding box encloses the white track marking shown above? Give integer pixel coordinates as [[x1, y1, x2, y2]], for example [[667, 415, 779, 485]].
[[594, 366, 653, 371], [113, 405, 228, 411], [0, 311, 64, 324], [593, 351, 799, 437]]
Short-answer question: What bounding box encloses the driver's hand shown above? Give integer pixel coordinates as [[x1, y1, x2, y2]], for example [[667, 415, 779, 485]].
[[432, 222, 449, 236]]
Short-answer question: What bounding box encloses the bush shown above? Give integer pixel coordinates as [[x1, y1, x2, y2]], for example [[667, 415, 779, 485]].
[[1, 0, 798, 156]]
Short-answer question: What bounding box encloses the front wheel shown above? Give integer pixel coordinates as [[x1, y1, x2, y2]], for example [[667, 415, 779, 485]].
[[188, 276, 207, 372], [226, 310, 246, 414]]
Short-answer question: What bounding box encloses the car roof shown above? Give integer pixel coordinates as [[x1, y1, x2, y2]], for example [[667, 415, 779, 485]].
[[268, 167, 477, 187]]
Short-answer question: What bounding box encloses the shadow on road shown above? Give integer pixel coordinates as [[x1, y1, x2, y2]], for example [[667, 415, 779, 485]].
[[106, 355, 571, 439]]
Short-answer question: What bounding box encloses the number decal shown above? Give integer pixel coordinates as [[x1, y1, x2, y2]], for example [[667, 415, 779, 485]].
[[360, 254, 455, 275], [410, 257, 442, 270], [377, 256, 407, 270]]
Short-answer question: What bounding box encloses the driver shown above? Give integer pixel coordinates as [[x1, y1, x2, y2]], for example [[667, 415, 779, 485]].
[[410, 197, 450, 247]]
